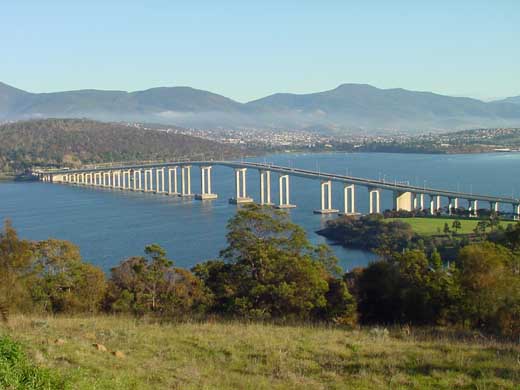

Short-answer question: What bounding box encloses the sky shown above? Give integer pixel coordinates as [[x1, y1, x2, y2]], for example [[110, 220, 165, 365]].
[[2, 1, 519, 102]]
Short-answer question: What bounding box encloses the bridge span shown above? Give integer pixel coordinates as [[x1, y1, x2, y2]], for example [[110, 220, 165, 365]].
[[35, 160, 520, 218]]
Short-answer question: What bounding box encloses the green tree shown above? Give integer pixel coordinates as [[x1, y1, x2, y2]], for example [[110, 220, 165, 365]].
[[456, 242, 518, 332], [452, 220, 462, 233], [443, 222, 450, 235], [0, 220, 35, 322], [31, 239, 106, 313], [197, 204, 356, 321], [107, 245, 209, 318], [473, 220, 489, 236], [355, 249, 459, 325]]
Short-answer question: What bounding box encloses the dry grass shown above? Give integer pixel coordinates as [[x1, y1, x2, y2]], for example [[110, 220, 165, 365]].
[[2, 315, 519, 389]]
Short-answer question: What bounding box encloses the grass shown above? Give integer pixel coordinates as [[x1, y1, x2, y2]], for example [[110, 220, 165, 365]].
[[2, 315, 519, 389], [386, 217, 510, 236], [0, 334, 66, 389]]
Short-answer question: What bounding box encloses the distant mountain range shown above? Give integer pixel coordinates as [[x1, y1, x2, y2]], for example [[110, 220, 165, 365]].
[[497, 95, 520, 105], [1, 81, 520, 134]]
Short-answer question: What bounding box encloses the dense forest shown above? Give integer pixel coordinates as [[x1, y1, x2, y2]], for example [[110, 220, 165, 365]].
[[0, 118, 246, 174]]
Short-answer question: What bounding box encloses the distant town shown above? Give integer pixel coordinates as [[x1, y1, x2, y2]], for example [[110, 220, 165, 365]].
[[124, 122, 520, 154]]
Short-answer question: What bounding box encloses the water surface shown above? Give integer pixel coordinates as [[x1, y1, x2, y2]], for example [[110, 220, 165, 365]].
[[2, 152, 519, 271]]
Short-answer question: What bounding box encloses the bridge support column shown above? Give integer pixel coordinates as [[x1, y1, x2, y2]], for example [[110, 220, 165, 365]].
[[430, 195, 436, 215], [259, 170, 272, 205], [394, 191, 413, 211], [314, 180, 338, 214], [490, 201, 499, 213], [114, 171, 120, 189], [436, 195, 441, 212], [448, 198, 453, 215], [143, 170, 149, 192], [154, 168, 165, 194], [112, 171, 117, 189], [419, 194, 425, 210], [132, 170, 138, 191], [180, 166, 193, 197], [196, 166, 218, 200], [515, 204, 520, 220], [276, 174, 295, 209], [167, 167, 179, 195], [230, 168, 253, 204], [368, 188, 381, 214], [342, 184, 356, 215]]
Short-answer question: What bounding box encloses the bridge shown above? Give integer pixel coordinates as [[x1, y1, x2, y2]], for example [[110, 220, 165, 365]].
[[35, 160, 520, 218]]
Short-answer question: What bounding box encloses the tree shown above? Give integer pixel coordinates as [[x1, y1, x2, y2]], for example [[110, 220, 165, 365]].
[[107, 245, 210, 318], [455, 243, 517, 332], [355, 249, 459, 325], [452, 220, 462, 233], [197, 204, 356, 321], [143, 244, 173, 311], [31, 239, 106, 313], [443, 222, 450, 235], [0, 220, 35, 322], [473, 220, 489, 236]]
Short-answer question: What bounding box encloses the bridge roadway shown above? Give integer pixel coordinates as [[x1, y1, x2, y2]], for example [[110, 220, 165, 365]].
[[36, 160, 520, 215]]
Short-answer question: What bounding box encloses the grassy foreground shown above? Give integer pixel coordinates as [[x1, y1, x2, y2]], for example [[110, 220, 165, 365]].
[[2, 316, 519, 389], [387, 217, 508, 236]]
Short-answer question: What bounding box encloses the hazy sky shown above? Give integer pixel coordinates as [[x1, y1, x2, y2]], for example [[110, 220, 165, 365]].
[[2, 1, 519, 102]]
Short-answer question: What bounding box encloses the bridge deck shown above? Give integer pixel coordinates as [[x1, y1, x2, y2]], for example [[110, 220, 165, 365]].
[[36, 160, 518, 205]]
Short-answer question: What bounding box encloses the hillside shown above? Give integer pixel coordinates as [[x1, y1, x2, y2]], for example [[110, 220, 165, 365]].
[[0, 118, 244, 174], [3, 315, 519, 390], [496, 96, 520, 105], [2, 81, 520, 133]]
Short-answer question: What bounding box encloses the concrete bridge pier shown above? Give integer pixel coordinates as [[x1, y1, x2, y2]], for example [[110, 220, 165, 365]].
[[394, 191, 413, 211], [142, 170, 147, 191], [468, 199, 478, 217], [342, 184, 356, 215], [368, 188, 381, 214], [276, 174, 295, 209], [419, 193, 425, 210], [167, 167, 179, 195], [154, 168, 165, 194], [259, 170, 273, 205], [196, 166, 218, 200], [515, 204, 520, 220], [132, 170, 139, 191], [429, 195, 436, 215], [314, 180, 338, 214], [230, 168, 253, 204], [490, 201, 499, 213], [114, 171, 119, 189], [180, 166, 193, 197], [411, 193, 418, 210]]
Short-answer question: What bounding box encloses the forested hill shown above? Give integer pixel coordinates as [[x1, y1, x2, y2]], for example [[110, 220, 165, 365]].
[[0, 118, 245, 174]]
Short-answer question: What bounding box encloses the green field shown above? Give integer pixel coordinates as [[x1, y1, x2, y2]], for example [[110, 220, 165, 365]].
[[386, 217, 511, 236], [2, 315, 519, 389]]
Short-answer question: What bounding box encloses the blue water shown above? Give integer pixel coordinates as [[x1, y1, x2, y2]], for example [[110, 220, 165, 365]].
[[1, 152, 520, 272]]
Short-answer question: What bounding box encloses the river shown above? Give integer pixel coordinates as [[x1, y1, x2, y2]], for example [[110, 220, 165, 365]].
[[1, 152, 520, 272]]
